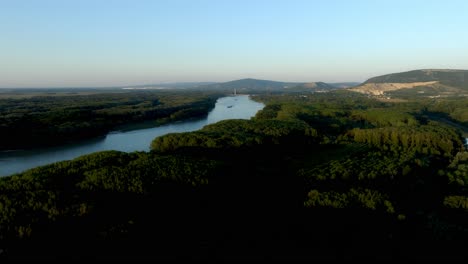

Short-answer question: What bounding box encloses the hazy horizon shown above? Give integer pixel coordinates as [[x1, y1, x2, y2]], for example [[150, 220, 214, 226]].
[[0, 79, 364, 90], [2, 0, 468, 88]]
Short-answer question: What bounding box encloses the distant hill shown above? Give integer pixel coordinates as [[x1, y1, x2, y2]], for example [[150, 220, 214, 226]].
[[350, 69, 468, 97], [364, 69, 468, 87], [328, 82, 361, 88], [121, 82, 217, 90], [291, 82, 337, 91], [115, 78, 351, 93], [201, 78, 299, 91], [199, 78, 339, 93]]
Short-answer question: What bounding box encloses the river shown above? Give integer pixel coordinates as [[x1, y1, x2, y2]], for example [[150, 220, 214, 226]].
[[0, 95, 264, 177]]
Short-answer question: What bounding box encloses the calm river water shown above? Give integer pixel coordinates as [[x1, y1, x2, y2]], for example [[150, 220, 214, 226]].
[[0, 95, 264, 177]]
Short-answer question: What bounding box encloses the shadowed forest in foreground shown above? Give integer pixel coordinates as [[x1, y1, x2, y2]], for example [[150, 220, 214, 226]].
[[2, 91, 468, 260]]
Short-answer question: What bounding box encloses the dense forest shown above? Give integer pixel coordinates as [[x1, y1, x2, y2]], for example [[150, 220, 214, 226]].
[[1, 89, 468, 260], [0, 90, 222, 150]]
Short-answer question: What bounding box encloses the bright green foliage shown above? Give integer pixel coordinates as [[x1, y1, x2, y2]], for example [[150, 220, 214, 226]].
[[349, 124, 463, 156], [351, 108, 419, 127], [443, 196, 468, 210], [304, 188, 396, 213], [444, 152, 468, 186], [253, 103, 281, 119], [425, 97, 468, 123]]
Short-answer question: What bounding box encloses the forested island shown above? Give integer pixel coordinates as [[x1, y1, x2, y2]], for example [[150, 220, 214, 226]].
[[2, 70, 468, 260]]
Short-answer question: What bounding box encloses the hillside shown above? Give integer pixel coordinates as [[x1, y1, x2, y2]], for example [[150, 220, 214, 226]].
[[294, 82, 337, 91], [201, 78, 299, 91], [328, 82, 361, 88], [364, 69, 468, 86], [350, 69, 468, 97]]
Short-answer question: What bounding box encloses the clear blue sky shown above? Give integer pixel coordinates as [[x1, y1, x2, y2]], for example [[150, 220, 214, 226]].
[[1, 0, 468, 87]]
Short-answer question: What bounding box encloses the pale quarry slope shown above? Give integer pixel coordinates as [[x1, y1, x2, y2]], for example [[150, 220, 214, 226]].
[[349, 81, 439, 95]]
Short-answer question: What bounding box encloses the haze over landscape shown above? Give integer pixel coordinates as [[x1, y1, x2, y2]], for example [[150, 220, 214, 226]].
[[2, 0, 468, 88]]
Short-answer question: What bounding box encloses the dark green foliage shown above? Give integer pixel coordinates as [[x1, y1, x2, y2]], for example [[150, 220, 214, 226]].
[[0, 150, 219, 241], [2, 90, 468, 260], [300, 150, 418, 183], [151, 119, 318, 152], [0, 91, 220, 150]]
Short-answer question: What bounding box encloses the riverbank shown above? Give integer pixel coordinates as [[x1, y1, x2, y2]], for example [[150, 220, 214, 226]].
[[0, 95, 264, 177], [0, 90, 222, 151]]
